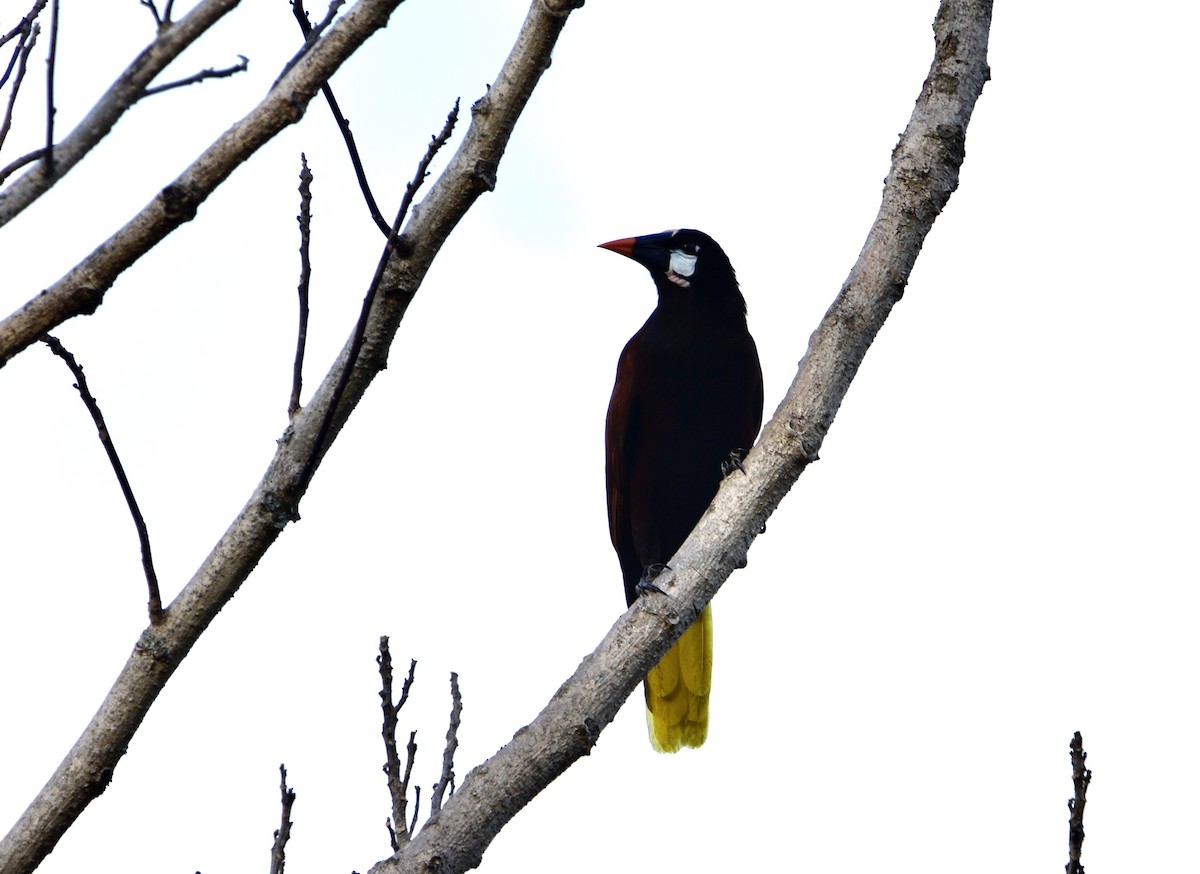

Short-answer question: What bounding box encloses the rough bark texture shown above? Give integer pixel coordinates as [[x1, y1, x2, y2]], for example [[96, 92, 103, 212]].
[[0, 0, 403, 369], [0, 2, 582, 873], [0, 0, 244, 227], [367, 2, 992, 873]]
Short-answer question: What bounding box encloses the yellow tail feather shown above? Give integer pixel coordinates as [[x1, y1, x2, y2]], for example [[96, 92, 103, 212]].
[[644, 604, 712, 752]]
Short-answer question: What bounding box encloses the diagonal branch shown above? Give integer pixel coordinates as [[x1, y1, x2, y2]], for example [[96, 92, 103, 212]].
[[0, 0, 243, 225], [368, 3, 993, 873], [292, 0, 391, 236], [41, 335, 162, 623], [0, 3, 581, 873], [0, 0, 407, 370], [0, 21, 37, 153]]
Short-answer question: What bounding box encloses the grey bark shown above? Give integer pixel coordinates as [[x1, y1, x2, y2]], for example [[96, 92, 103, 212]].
[[0, 2, 582, 873], [0, 0, 405, 369], [367, 2, 993, 873]]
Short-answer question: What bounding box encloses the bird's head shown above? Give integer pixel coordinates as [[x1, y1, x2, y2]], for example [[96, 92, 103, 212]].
[[599, 228, 744, 313]]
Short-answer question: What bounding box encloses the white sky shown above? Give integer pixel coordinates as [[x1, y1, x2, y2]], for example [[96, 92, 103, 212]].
[[1, 1, 1197, 872]]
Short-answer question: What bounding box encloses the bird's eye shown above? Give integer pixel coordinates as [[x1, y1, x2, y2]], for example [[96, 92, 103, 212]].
[[681, 242, 700, 256]]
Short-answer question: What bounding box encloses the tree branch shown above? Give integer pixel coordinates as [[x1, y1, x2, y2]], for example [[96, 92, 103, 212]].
[[1066, 731, 1091, 874], [269, 764, 296, 874], [368, 3, 992, 873], [40, 0, 56, 174], [379, 640, 417, 851], [292, 0, 391, 236], [41, 334, 162, 623], [290, 153, 313, 420], [0, 2, 580, 872], [0, 0, 409, 370], [0, 21, 37, 153], [0, 0, 243, 225], [429, 673, 461, 818], [141, 53, 248, 97]]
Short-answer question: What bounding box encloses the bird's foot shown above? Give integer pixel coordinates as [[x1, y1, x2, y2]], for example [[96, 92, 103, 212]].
[[635, 563, 671, 597], [721, 449, 748, 478]]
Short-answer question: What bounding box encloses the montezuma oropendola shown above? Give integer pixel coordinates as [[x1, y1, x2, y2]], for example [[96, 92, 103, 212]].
[[600, 228, 763, 752]]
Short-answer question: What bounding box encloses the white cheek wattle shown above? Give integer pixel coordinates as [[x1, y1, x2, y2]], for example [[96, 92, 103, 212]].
[[669, 249, 697, 278]]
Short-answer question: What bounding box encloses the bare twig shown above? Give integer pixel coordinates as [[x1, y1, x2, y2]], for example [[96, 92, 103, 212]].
[[0, 3, 578, 870], [0, 0, 243, 228], [277, 0, 344, 86], [292, 0, 389, 236], [1066, 731, 1091, 874], [295, 100, 458, 493], [41, 335, 163, 623], [139, 0, 176, 30], [141, 54, 248, 96], [0, 1, 47, 51], [0, 22, 37, 153], [0, 0, 408, 367], [379, 638, 417, 850], [429, 673, 461, 817], [269, 764, 296, 874], [0, 146, 44, 185], [290, 154, 313, 419], [41, 0, 56, 174]]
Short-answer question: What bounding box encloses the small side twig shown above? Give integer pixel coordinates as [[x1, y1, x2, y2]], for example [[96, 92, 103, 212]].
[[42, 335, 162, 622], [269, 764, 297, 874], [1066, 731, 1092, 874], [142, 54, 248, 97], [0, 146, 44, 185], [41, 0, 56, 174], [276, 0, 343, 87], [379, 637, 418, 850], [295, 100, 459, 494], [0, 0, 47, 52], [429, 672, 461, 817], [291, 0, 389, 236], [0, 21, 38, 153], [139, 0, 175, 30], [289, 153, 313, 419]]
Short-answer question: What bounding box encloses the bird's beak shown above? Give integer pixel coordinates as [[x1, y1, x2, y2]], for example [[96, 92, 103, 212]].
[[598, 234, 672, 275], [598, 237, 637, 259]]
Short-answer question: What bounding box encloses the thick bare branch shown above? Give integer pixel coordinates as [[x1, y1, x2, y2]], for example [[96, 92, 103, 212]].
[[368, 3, 992, 873], [0, 0, 409, 370], [0, 3, 579, 872], [0, 0, 243, 225]]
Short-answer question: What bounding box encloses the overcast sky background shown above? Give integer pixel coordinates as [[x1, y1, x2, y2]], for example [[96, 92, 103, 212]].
[[2, 2, 1197, 873]]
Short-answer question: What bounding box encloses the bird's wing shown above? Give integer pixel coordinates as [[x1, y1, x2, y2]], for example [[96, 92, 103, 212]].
[[605, 336, 643, 603]]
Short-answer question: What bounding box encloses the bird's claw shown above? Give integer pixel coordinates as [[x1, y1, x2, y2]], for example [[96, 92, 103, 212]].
[[721, 449, 748, 478], [635, 563, 671, 597]]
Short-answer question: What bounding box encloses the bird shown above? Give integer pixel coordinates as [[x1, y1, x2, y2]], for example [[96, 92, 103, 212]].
[[600, 228, 763, 752]]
